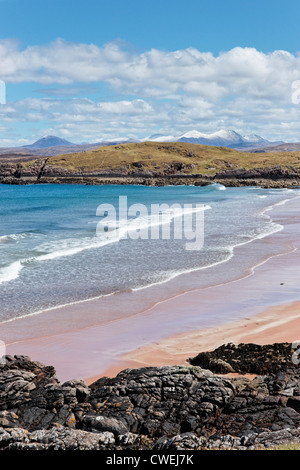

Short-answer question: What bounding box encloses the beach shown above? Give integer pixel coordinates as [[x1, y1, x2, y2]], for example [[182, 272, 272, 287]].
[[106, 301, 300, 382], [0, 192, 299, 384]]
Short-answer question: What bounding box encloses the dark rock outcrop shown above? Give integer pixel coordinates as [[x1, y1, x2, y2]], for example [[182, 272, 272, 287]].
[[0, 355, 90, 431], [86, 366, 235, 437], [215, 166, 300, 181], [189, 342, 294, 375], [0, 159, 299, 188], [1, 343, 300, 450]]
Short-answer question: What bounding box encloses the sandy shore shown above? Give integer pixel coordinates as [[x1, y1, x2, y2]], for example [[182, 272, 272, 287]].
[[98, 301, 300, 382], [2, 195, 300, 384]]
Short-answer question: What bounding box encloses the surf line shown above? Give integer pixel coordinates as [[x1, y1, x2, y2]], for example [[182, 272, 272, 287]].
[[96, 195, 211, 251]]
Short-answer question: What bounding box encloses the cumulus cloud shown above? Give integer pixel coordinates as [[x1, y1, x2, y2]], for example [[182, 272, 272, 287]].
[[1, 40, 299, 98], [1, 39, 300, 143]]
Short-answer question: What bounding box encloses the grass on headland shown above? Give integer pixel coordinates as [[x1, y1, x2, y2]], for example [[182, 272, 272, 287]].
[[20, 141, 300, 176]]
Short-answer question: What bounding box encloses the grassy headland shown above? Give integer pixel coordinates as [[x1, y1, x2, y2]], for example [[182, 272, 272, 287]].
[[1, 141, 300, 187], [27, 141, 300, 175]]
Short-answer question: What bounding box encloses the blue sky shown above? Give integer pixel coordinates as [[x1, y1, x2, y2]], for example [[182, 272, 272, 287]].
[[1, 0, 299, 54], [1, 0, 300, 145]]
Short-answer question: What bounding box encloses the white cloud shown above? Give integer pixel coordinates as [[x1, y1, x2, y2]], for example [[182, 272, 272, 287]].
[[1, 40, 300, 142], [1, 40, 299, 98]]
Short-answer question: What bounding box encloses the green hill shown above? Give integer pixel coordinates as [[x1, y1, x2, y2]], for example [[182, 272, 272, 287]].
[[22, 141, 300, 176]]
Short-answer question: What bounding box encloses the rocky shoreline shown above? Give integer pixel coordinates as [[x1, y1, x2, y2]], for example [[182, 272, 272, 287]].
[[1, 343, 300, 450], [1, 174, 299, 189], [0, 159, 300, 188]]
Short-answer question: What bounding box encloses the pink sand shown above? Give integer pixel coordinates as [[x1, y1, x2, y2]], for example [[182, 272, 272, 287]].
[[1, 196, 299, 383]]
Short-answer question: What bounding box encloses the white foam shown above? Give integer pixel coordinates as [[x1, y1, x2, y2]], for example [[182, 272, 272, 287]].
[[209, 183, 226, 190], [132, 248, 234, 292], [0, 261, 23, 285], [29, 204, 212, 263], [0, 232, 36, 243], [132, 195, 296, 293], [35, 236, 117, 261], [1, 188, 299, 320]]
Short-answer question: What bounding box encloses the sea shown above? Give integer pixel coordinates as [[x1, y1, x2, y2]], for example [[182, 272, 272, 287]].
[[0, 183, 299, 323]]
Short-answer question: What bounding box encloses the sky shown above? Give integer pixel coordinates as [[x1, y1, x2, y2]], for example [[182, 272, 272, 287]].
[[0, 0, 300, 146]]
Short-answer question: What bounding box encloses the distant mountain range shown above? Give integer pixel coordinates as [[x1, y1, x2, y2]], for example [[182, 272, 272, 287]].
[[25, 135, 138, 149], [0, 130, 294, 161], [143, 129, 284, 150], [0, 135, 138, 160]]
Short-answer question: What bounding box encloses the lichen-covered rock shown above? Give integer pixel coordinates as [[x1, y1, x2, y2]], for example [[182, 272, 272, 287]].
[[1, 345, 300, 450], [153, 427, 300, 450], [87, 365, 236, 437], [0, 355, 90, 431], [0, 426, 115, 450], [82, 415, 128, 436]]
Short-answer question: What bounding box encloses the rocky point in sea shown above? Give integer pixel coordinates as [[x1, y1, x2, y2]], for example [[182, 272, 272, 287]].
[[1, 342, 300, 450]]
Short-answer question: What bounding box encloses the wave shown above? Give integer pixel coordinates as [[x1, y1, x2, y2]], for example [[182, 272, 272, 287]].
[[113, 203, 211, 234], [35, 236, 118, 261], [0, 232, 41, 243], [0, 261, 23, 285], [1, 188, 298, 300], [0, 204, 213, 280], [132, 248, 234, 293], [208, 183, 226, 190], [1, 191, 298, 322], [263, 194, 300, 212], [132, 197, 292, 293], [0, 234, 24, 243], [29, 204, 212, 263]]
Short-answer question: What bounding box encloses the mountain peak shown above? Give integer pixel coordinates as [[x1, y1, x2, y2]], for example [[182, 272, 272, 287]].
[[243, 133, 268, 143], [176, 128, 277, 149], [21, 129, 280, 152], [179, 130, 208, 139], [28, 135, 74, 149], [214, 129, 243, 139]]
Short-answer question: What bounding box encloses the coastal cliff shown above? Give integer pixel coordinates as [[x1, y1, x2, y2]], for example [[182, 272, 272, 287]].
[[1, 343, 300, 450]]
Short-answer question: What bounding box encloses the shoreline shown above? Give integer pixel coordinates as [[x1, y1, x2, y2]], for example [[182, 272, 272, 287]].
[[2, 194, 300, 384], [1, 192, 297, 333], [97, 300, 300, 383], [1, 172, 300, 190]]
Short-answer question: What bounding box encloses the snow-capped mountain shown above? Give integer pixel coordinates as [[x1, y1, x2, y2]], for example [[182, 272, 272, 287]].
[[4, 130, 283, 155], [242, 134, 269, 144], [178, 129, 245, 146], [145, 129, 283, 149], [143, 134, 178, 143]]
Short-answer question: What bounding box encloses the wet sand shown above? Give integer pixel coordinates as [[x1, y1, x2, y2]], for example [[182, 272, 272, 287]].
[[2, 196, 300, 384], [99, 300, 300, 382]]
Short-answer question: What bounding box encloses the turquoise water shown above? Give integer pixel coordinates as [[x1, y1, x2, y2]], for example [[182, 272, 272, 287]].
[[0, 183, 299, 321]]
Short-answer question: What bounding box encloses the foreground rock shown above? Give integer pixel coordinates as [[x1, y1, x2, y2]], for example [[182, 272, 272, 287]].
[[1, 344, 300, 450]]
